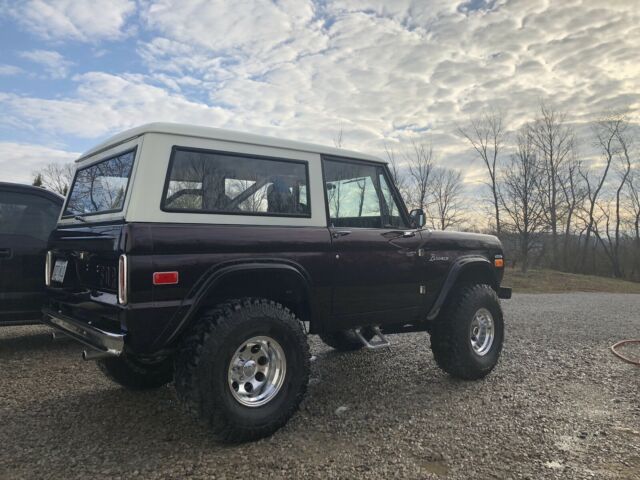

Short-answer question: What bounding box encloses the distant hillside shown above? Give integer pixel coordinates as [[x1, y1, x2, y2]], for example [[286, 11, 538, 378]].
[[503, 268, 640, 294]]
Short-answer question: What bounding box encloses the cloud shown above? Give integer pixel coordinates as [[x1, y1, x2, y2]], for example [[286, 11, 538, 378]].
[[0, 72, 232, 138], [19, 49, 73, 79], [0, 142, 79, 183], [1, 0, 639, 191], [5, 0, 136, 41], [141, 0, 317, 55], [0, 64, 23, 76]]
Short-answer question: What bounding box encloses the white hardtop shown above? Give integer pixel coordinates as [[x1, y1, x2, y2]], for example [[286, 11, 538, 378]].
[[77, 122, 384, 164]]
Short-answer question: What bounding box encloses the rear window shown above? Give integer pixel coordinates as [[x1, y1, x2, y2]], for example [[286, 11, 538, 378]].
[[162, 148, 310, 217], [63, 149, 136, 217], [0, 191, 60, 241]]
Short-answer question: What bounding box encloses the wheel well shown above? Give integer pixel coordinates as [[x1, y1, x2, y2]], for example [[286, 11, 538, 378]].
[[453, 262, 498, 291], [199, 269, 312, 325]]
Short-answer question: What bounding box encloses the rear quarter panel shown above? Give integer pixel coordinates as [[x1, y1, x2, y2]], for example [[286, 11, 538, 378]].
[[131, 223, 332, 352]]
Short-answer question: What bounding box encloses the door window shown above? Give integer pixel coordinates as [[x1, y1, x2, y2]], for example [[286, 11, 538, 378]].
[[323, 158, 407, 228]]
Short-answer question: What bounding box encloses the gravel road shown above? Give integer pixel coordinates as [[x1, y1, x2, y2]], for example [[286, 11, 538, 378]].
[[1, 293, 639, 479]]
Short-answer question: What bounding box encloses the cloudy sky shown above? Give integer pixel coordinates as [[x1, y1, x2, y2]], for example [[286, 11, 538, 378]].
[[0, 0, 638, 188]]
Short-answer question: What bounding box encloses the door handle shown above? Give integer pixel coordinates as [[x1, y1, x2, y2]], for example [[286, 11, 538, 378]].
[[402, 231, 416, 238], [332, 230, 351, 238], [0, 248, 12, 258]]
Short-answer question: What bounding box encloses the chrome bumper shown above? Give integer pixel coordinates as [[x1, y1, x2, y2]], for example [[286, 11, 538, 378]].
[[42, 308, 124, 356]]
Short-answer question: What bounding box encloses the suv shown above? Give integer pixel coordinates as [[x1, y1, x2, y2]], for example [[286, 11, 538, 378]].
[[43, 123, 511, 442], [0, 182, 63, 325]]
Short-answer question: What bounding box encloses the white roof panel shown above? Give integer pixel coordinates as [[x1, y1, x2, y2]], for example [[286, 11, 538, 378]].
[[77, 122, 385, 164]]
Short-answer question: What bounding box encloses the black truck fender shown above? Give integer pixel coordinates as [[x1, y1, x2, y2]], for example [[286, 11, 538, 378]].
[[426, 255, 502, 321], [160, 259, 315, 348]]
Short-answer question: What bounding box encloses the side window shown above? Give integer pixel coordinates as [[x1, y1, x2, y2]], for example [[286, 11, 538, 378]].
[[323, 158, 407, 228], [163, 148, 310, 217], [0, 191, 60, 242]]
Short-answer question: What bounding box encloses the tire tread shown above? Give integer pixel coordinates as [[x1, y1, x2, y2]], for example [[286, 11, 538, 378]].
[[174, 298, 309, 442]]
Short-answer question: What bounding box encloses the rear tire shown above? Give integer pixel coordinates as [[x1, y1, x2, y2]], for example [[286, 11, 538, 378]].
[[430, 284, 504, 380], [319, 328, 374, 351], [97, 355, 173, 390], [174, 298, 310, 443]]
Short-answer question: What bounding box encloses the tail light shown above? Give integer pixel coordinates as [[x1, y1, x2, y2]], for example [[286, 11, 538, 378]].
[[45, 251, 53, 287], [118, 254, 128, 305]]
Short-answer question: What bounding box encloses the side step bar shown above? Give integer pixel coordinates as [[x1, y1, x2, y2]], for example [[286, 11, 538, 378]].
[[354, 326, 390, 349]]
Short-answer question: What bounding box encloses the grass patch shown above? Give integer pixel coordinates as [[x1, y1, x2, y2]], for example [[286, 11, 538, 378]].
[[503, 268, 640, 294]]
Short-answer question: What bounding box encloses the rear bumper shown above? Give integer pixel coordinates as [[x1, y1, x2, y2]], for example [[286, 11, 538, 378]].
[[42, 307, 125, 355], [498, 286, 512, 299]]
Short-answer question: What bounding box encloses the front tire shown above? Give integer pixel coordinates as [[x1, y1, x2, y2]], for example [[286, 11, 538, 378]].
[[174, 298, 310, 443], [430, 284, 504, 380], [97, 355, 174, 390]]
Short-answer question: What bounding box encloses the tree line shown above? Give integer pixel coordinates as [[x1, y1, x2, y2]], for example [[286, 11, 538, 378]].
[[334, 104, 639, 281], [456, 105, 639, 281], [33, 105, 639, 281]]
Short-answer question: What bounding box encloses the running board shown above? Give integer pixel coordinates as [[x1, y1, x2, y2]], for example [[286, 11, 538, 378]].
[[354, 326, 390, 349]]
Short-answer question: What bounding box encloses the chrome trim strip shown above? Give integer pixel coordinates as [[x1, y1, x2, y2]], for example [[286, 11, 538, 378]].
[[118, 254, 128, 305], [45, 251, 53, 287]]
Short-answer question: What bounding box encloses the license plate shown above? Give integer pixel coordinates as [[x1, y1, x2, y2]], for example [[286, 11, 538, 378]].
[[52, 260, 68, 284]]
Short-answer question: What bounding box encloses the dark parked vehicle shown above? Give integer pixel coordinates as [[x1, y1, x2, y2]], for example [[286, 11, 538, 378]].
[[0, 182, 63, 325], [43, 123, 511, 442]]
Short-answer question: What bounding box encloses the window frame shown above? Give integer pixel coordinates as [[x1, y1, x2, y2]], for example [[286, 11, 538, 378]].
[[320, 155, 410, 229], [160, 146, 312, 219], [61, 147, 138, 219]]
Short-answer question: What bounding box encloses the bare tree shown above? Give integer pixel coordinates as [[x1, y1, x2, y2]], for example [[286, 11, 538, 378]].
[[458, 109, 505, 234], [591, 116, 634, 278], [626, 165, 640, 278], [33, 162, 75, 195], [611, 120, 633, 275], [558, 155, 585, 271], [578, 114, 622, 272], [333, 125, 344, 148], [527, 103, 575, 268], [428, 168, 465, 230], [384, 144, 408, 201], [405, 140, 433, 211], [499, 128, 546, 273]]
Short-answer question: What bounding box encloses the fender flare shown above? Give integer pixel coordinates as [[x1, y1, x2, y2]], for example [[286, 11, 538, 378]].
[[426, 255, 496, 321], [162, 259, 313, 346]]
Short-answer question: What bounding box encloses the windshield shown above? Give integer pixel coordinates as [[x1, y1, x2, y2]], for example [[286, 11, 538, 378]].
[[63, 149, 136, 217]]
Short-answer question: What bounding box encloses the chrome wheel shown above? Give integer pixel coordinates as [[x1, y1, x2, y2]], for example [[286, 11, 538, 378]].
[[227, 335, 286, 407], [470, 308, 494, 356]]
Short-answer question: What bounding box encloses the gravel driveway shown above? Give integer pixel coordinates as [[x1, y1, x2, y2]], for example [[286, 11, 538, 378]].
[[1, 293, 639, 479]]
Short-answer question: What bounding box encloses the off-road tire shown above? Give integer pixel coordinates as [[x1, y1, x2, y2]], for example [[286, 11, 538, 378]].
[[174, 298, 310, 443], [430, 284, 504, 380], [319, 328, 374, 351], [97, 354, 174, 390]]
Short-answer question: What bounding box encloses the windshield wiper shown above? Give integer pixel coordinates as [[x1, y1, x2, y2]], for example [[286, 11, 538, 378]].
[[74, 215, 87, 223]]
